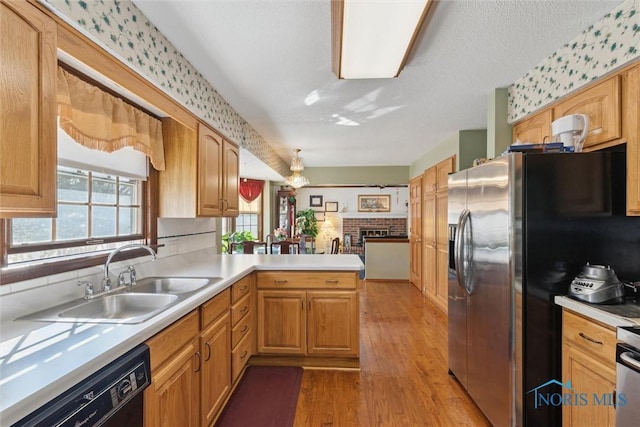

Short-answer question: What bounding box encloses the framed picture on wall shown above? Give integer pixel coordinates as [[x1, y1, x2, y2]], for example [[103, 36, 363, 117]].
[[358, 194, 391, 212], [310, 195, 323, 207], [325, 201, 338, 212]]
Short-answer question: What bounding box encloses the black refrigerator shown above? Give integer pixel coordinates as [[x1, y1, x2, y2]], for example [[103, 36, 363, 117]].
[[447, 150, 640, 426]]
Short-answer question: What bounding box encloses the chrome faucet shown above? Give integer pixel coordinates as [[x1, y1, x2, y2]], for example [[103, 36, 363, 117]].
[[104, 244, 157, 291]]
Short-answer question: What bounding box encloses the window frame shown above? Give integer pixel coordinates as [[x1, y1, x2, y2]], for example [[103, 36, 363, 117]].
[[0, 170, 158, 285]]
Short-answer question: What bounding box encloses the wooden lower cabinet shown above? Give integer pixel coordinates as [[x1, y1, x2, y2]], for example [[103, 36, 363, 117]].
[[145, 288, 233, 427], [145, 311, 200, 427], [200, 312, 231, 427], [561, 309, 616, 427], [256, 271, 359, 360]]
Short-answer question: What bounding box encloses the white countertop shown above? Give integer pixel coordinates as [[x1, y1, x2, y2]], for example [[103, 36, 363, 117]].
[[0, 251, 363, 426], [554, 295, 639, 328]]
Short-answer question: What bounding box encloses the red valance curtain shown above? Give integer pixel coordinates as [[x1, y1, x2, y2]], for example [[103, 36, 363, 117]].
[[239, 179, 264, 202]]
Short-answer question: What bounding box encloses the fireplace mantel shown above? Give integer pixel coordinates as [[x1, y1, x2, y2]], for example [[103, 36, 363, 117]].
[[339, 212, 407, 219]]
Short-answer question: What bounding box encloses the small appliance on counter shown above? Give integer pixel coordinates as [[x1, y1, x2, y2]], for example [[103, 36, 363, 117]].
[[567, 263, 625, 304], [551, 113, 589, 152]]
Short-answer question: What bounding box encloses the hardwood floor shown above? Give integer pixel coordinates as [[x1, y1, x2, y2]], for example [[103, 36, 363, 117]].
[[293, 281, 491, 427]]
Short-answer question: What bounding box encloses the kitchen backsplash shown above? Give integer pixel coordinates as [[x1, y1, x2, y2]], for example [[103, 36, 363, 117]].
[[509, 0, 640, 123], [41, 0, 290, 177]]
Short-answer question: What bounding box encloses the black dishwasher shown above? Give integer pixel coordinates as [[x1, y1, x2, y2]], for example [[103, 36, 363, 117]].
[[12, 344, 151, 427]]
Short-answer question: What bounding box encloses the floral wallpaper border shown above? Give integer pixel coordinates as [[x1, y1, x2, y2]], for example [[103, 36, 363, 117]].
[[509, 0, 640, 123], [42, 0, 290, 177]]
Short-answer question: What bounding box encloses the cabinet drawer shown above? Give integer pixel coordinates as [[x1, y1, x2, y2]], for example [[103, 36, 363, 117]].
[[257, 271, 357, 289], [201, 288, 230, 329], [231, 275, 251, 303], [563, 309, 616, 369], [232, 332, 252, 383], [147, 310, 199, 370], [231, 292, 250, 326], [232, 312, 252, 349]]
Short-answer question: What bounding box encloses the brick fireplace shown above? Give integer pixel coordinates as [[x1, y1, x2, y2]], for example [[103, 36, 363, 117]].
[[342, 217, 407, 255]]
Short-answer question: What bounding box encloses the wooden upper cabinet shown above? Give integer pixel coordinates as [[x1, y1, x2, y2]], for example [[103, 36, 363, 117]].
[[436, 156, 454, 193], [512, 109, 552, 144], [198, 123, 224, 216], [423, 167, 437, 194], [625, 64, 640, 216], [159, 119, 239, 217], [0, 1, 57, 218], [552, 75, 622, 150], [222, 140, 239, 216], [198, 123, 239, 217]]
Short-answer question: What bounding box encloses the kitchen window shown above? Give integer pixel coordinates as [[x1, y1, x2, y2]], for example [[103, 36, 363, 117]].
[[221, 193, 263, 239], [7, 166, 144, 265]]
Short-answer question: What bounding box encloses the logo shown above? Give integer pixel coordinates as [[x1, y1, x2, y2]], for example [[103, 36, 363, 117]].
[[527, 379, 626, 409]]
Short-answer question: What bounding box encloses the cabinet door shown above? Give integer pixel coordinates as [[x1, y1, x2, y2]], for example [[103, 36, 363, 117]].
[[562, 344, 616, 427], [200, 313, 231, 427], [144, 340, 200, 427], [257, 290, 306, 354], [552, 76, 621, 151], [197, 123, 223, 217], [307, 291, 359, 356], [0, 1, 56, 218], [423, 167, 437, 194], [435, 246, 449, 313], [436, 156, 454, 193], [422, 191, 436, 297], [512, 110, 552, 145], [625, 64, 640, 215], [409, 175, 422, 290], [222, 140, 239, 217]]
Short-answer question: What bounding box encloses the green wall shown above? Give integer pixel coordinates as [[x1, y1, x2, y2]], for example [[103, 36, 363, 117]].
[[409, 130, 487, 179]]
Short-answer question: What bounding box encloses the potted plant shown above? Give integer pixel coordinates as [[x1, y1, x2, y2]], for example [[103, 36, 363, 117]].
[[221, 230, 256, 254], [295, 208, 319, 238]]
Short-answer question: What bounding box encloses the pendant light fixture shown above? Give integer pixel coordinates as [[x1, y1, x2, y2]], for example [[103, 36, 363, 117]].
[[285, 148, 310, 188]]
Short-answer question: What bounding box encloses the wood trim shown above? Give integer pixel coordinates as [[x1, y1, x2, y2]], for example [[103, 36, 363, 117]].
[[330, 0, 344, 78], [395, 0, 435, 77]]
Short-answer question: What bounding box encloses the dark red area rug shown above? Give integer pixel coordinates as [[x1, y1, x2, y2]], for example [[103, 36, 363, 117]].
[[215, 366, 303, 427]]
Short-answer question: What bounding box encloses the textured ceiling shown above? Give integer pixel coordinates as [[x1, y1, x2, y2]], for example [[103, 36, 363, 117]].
[[133, 0, 621, 171]]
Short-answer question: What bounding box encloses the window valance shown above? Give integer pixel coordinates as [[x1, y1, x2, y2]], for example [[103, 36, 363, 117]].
[[56, 66, 165, 170], [239, 178, 264, 203]]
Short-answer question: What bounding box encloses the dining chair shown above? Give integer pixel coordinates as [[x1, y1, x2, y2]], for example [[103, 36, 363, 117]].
[[298, 235, 315, 252], [330, 237, 340, 254], [270, 241, 300, 254], [231, 241, 267, 254]]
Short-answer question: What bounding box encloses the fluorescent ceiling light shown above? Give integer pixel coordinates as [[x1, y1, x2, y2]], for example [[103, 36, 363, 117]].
[[332, 0, 432, 79]]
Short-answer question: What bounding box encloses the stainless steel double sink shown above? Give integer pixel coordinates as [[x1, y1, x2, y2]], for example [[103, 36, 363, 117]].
[[17, 277, 222, 324]]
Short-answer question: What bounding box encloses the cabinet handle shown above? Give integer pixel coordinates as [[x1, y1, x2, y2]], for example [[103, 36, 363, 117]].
[[325, 280, 339, 284], [240, 350, 248, 360], [241, 325, 249, 334], [204, 342, 211, 361], [240, 285, 248, 292], [240, 306, 248, 314], [578, 332, 603, 345], [274, 280, 288, 284], [195, 351, 202, 372]]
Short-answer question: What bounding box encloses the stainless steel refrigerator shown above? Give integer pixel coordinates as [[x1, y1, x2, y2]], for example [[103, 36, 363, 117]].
[[447, 151, 639, 426]]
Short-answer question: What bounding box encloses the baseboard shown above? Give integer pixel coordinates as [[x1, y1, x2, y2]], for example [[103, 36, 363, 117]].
[[248, 355, 360, 370]]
